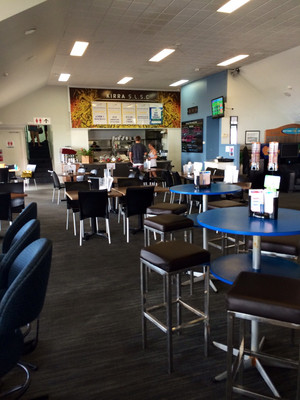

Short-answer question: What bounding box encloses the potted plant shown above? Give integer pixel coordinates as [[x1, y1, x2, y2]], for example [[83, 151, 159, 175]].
[[77, 148, 94, 164]]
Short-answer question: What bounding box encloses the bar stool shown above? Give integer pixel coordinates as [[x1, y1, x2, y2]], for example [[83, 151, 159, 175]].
[[146, 202, 187, 216], [226, 271, 300, 399], [144, 214, 193, 246], [140, 240, 210, 373]]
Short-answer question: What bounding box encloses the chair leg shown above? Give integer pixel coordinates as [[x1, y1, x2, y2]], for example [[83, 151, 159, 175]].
[[66, 209, 70, 230], [79, 220, 84, 246], [57, 189, 60, 205], [73, 213, 77, 236], [105, 218, 111, 244], [126, 217, 130, 243], [52, 188, 55, 203]]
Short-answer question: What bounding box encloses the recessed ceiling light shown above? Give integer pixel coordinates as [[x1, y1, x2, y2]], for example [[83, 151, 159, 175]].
[[24, 28, 37, 35], [169, 80, 189, 87], [217, 55, 249, 66], [149, 49, 175, 62], [58, 73, 70, 82], [70, 41, 89, 57], [217, 0, 251, 13], [117, 77, 133, 84]]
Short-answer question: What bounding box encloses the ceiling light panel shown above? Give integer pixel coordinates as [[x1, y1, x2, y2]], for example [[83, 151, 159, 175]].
[[217, 55, 249, 66], [117, 77, 133, 84], [169, 80, 189, 87], [70, 41, 89, 56], [217, 0, 251, 13], [58, 73, 70, 82], [149, 49, 175, 62]]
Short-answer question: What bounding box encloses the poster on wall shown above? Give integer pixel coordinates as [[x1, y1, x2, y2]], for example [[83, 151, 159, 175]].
[[92, 102, 107, 125], [122, 103, 136, 125], [69, 87, 180, 128], [181, 120, 203, 153], [136, 103, 150, 125], [150, 104, 163, 125], [107, 102, 122, 125]]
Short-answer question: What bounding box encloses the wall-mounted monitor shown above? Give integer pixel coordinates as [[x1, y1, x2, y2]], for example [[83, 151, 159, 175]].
[[211, 96, 225, 119], [280, 143, 299, 158]]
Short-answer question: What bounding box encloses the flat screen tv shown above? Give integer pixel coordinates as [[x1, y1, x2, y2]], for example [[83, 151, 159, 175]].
[[280, 143, 299, 158], [211, 96, 225, 118]]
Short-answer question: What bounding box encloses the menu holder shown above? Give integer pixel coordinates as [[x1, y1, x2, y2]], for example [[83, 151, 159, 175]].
[[194, 171, 211, 189], [248, 189, 279, 219]]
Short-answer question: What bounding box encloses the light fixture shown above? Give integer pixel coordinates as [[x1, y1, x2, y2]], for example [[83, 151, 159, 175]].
[[58, 73, 70, 82], [217, 54, 249, 66], [169, 79, 189, 87], [217, 0, 251, 13], [70, 41, 89, 57], [24, 28, 37, 35], [117, 77, 133, 84], [149, 48, 175, 62]]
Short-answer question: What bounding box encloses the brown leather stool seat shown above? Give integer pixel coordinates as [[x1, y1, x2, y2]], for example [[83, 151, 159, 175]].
[[207, 199, 245, 209], [226, 271, 300, 399], [144, 214, 193, 246], [146, 202, 187, 215], [247, 235, 300, 260], [140, 240, 210, 373]]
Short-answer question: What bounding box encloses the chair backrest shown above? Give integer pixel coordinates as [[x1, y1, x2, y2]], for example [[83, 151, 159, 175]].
[[51, 171, 62, 189], [0, 193, 12, 222], [171, 171, 182, 186], [26, 164, 36, 173], [78, 190, 109, 220], [117, 177, 142, 187], [2, 202, 38, 254], [0, 238, 52, 333], [65, 181, 90, 192], [125, 186, 154, 218], [0, 182, 25, 213], [0, 182, 23, 194], [162, 170, 173, 187], [0, 168, 9, 183], [0, 219, 40, 289]]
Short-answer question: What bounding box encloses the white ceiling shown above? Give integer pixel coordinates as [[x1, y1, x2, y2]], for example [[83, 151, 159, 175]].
[[0, 0, 300, 109]]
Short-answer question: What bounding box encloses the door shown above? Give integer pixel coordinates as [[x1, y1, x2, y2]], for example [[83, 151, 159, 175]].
[[0, 129, 27, 170]]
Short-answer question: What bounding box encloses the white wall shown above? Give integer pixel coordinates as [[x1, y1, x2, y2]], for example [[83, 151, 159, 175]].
[[226, 45, 300, 144], [166, 128, 181, 171], [0, 86, 71, 172]]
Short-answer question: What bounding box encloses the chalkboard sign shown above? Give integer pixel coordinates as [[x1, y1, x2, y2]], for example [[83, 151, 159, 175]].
[[181, 119, 203, 153]]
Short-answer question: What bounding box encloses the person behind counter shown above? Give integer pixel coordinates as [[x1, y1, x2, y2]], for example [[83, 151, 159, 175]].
[[148, 142, 157, 178], [129, 136, 147, 171]]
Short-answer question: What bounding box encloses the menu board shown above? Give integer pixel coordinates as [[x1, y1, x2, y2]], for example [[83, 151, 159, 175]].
[[91, 101, 162, 126], [181, 119, 203, 153]]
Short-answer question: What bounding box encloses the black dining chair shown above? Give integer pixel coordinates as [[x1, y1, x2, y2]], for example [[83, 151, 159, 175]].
[[120, 186, 155, 243], [49, 170, 65, 204], [65, 181, 90, 235], [0, 168, 9, 183], [78, 190, 111, 246], [0, 193, 12, 231], [0, 182, 25, 214]]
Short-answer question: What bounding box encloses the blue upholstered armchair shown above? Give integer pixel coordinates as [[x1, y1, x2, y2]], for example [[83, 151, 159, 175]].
[[1, 202, 37, 255], [0, 238, 52, 397]]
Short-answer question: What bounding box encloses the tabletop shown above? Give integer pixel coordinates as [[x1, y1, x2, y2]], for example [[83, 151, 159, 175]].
[[196, 206, 300, 237], [169, 183, 242, 196]]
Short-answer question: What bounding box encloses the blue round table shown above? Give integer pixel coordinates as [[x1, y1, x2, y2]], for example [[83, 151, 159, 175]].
[[197, 206, 300, 358], [197, 206, 300, 272], [170, 183, 242, 248]]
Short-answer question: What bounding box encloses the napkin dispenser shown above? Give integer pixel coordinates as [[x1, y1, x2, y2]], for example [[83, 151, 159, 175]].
[[194, 171, 211, 189], [248, 189, 278, 219]]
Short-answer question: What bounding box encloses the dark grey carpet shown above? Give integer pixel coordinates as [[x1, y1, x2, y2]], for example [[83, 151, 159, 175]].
[[1, 186, 300, 399]]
